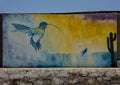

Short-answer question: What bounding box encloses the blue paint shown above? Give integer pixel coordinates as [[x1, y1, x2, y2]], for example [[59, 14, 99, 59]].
[[3, 52, 117, 67]]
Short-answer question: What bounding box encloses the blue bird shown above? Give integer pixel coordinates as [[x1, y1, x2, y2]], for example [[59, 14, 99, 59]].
[[81, 48, 87, 56], [12, 22, 60, 52]]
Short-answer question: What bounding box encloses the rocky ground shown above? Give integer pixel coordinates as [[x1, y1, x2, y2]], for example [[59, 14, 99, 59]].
[[0, 60, 120, 85]]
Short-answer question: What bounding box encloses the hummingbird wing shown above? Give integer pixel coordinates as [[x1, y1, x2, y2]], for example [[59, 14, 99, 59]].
[[12, 23, 34, 36], [12, 23, 42, 51]]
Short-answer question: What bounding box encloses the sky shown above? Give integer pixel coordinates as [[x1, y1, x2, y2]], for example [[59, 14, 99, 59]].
[[0, 0, 120, 13]]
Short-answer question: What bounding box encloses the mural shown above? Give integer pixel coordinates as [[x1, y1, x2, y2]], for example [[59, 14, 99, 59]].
[[2, 13, 117, 67]]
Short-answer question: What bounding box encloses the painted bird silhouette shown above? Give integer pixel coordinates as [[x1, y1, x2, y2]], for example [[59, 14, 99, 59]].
[[12, 22, 60, 51], [81, 48, 87, 56]]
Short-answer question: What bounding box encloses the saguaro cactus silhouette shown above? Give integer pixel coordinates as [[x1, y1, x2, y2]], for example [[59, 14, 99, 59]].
[[107, 32, 117, 67]]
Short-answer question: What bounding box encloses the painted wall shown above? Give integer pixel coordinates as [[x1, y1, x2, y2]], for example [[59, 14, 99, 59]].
[[2, 13, 117, 67]]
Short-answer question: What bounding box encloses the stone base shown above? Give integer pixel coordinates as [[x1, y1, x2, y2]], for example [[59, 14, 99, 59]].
[[0, 60, 120, 85], [0, 69, 120, 85]]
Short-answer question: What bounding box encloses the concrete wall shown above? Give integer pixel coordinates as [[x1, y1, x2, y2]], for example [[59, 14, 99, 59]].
[[0, 13, 120, 85]]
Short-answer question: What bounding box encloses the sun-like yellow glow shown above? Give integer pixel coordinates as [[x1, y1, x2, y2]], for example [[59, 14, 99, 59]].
[[31, 14, 117, 54]]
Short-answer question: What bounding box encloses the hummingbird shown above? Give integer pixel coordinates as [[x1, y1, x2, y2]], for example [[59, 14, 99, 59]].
[[12, 22, 61, 51]]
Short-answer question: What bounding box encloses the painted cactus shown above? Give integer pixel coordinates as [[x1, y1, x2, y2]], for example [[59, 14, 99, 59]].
[[107, 32, 117, 67]]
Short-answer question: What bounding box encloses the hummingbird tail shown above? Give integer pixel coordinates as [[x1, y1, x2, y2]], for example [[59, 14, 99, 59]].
[[30, 36, 41, 51]]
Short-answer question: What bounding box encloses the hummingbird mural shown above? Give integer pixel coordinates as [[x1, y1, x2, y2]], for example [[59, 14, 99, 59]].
[[12, 22, 61, 51]]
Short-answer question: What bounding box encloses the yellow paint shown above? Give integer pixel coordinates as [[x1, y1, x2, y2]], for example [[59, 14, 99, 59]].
[[31, 14, 117, 53]]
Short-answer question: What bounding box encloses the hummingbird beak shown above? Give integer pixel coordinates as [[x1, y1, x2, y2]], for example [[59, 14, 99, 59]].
[[47, 24, 61, 31]]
